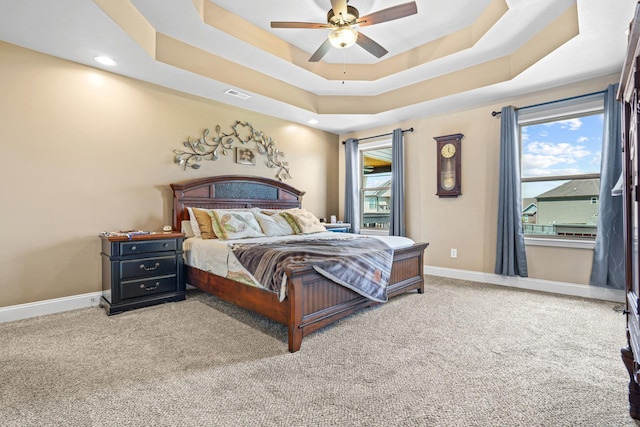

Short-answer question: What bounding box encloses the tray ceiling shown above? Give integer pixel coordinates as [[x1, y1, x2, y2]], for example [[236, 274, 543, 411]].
[[0, 0, 635, 133]]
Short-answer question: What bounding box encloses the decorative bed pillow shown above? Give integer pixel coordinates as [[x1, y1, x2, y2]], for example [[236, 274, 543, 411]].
[[211, 210, 266, 240], [181, 220, 195, 238], [280, 209, 327, 234], [190, 208, 217, 239], [253, 209, 296, 236], [187, 207, 202, 238]]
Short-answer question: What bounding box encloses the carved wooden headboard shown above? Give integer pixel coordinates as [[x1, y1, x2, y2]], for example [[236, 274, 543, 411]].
[[169, 175, 305, 229]]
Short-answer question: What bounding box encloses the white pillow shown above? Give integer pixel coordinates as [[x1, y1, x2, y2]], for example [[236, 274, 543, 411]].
[[253, 209, 295, 237]]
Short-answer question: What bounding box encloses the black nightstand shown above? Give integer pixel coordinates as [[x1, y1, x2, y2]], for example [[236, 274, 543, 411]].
[[100, 231, 185, 315]]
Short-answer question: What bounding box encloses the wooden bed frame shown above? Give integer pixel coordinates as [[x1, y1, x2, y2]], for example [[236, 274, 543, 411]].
[[170, 175, 428, 352]]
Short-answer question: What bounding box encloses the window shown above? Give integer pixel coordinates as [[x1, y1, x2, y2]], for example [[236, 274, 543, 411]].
[[519, 93, 604, 240], [360, 143, 392, 234]]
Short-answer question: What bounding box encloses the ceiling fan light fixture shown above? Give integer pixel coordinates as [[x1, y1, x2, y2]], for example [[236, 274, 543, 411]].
[[328, 26, 358, 49]]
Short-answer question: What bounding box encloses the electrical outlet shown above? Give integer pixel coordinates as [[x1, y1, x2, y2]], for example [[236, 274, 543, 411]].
[[450, 248, 458, 258]]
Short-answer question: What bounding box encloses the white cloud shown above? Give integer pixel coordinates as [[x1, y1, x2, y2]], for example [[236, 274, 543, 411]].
[[526, 141, 590, 159], [559, 118, 583, 131], [577, 136, 588, 143], [522, 163, 582, 177], [543, 118, 583, 131], [523, 154, 568, 170], [522, 140, 593, 177]]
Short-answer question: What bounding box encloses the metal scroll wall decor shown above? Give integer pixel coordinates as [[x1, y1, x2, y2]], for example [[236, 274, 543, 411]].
[[173, 121, 291, 181]]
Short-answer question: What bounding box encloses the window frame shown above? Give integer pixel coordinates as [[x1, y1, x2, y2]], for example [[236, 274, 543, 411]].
[[358, 139, 392, 236], [518, 92, 605, 246]]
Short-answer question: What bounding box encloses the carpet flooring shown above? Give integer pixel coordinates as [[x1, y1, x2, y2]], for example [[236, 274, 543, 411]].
[[0, 276, 636, 426]]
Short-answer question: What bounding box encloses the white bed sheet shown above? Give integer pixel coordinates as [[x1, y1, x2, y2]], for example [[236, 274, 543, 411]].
[[182, 232, 415, 300]]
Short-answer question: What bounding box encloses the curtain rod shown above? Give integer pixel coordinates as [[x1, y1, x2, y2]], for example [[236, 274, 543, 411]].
[[491, 90, 607, 117], [341, 127, 414, 144]]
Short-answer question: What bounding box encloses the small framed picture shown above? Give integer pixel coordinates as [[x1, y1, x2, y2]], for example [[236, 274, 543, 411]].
[[236, 147, 256, 165]]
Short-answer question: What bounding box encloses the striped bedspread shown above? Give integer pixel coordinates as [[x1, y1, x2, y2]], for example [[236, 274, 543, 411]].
[[230, 237, 394, 302]]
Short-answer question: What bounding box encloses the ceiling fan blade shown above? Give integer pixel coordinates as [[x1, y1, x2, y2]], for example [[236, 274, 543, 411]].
[[330, 0, 348, 20], [271, 21, 331, 29], [309, 38, 334, 62], [356, 1, 418, 28], [356, 32, 388, 58]]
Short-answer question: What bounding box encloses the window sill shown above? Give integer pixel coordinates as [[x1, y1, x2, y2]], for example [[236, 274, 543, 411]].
[[524, 237, 595, 250]]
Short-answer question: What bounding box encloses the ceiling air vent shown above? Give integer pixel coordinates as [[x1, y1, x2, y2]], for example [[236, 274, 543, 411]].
[[224, 89, 251, 100]]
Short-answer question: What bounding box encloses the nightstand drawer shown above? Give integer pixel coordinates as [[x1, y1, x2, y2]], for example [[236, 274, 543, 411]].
[[120, 255, 177, 280], [121, 275, 177, 300], [120, 239, 176, 256]]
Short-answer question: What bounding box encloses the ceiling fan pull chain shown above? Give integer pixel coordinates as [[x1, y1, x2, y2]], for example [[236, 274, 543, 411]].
[[342, 51, 346, 85]]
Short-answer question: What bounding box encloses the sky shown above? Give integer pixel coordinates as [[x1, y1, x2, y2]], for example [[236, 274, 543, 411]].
[[521, 113, 603, 198]]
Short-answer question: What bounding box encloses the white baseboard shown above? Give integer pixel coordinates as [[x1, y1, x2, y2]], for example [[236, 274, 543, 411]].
[[424, 266, 626, 303], [1, 286, 197, 324], [0, 269, 625, 325], [0, 291, 103, 324]]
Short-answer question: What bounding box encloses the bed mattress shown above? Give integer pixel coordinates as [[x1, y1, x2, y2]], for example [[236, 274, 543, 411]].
[[183, 232, 415, 301]]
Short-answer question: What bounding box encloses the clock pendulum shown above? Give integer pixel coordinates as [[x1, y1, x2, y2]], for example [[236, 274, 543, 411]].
[[442, 157, 455, 190]]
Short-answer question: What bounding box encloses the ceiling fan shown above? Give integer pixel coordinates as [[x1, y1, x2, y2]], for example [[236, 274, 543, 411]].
[[270, 0, 418, 62]]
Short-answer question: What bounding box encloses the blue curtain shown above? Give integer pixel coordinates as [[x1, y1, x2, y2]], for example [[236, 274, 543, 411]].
[[495, 106, 528, 276], [344, 138, 360, 234], [590, 84, 624, 289], [390, 128, 405, 236]]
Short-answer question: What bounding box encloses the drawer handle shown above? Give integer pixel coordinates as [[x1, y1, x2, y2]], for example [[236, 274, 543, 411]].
[[139, 262, 160, 271], [140, 282, 160, 291], [131, 246, 137, 251]]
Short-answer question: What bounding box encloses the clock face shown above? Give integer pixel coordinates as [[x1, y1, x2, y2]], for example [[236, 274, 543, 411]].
[[441, 143, 456, 158]]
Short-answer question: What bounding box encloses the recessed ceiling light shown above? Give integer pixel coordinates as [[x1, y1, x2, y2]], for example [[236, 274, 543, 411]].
[[307, 119, 319, 125], [94, 56, 117, 66]]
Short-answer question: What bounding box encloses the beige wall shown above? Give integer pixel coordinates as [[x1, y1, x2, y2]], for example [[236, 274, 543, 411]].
[[0, 41, 339, 308], [339, 74, 619, 286], [0, 38, 619, 308]]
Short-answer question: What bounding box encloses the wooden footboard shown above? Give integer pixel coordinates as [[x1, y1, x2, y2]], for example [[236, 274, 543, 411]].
[[286, 242, 428, 351], [187, 242, 428, 352]]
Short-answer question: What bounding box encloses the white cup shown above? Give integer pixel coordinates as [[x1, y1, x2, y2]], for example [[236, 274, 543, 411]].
[[330, 215, 337, 224]]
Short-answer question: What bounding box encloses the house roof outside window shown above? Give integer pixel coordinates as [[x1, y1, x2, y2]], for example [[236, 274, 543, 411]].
[[536, 179, 600, 200]]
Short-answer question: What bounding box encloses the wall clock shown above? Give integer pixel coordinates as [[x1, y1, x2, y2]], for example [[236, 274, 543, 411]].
[[434, 133, 463, 197]]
